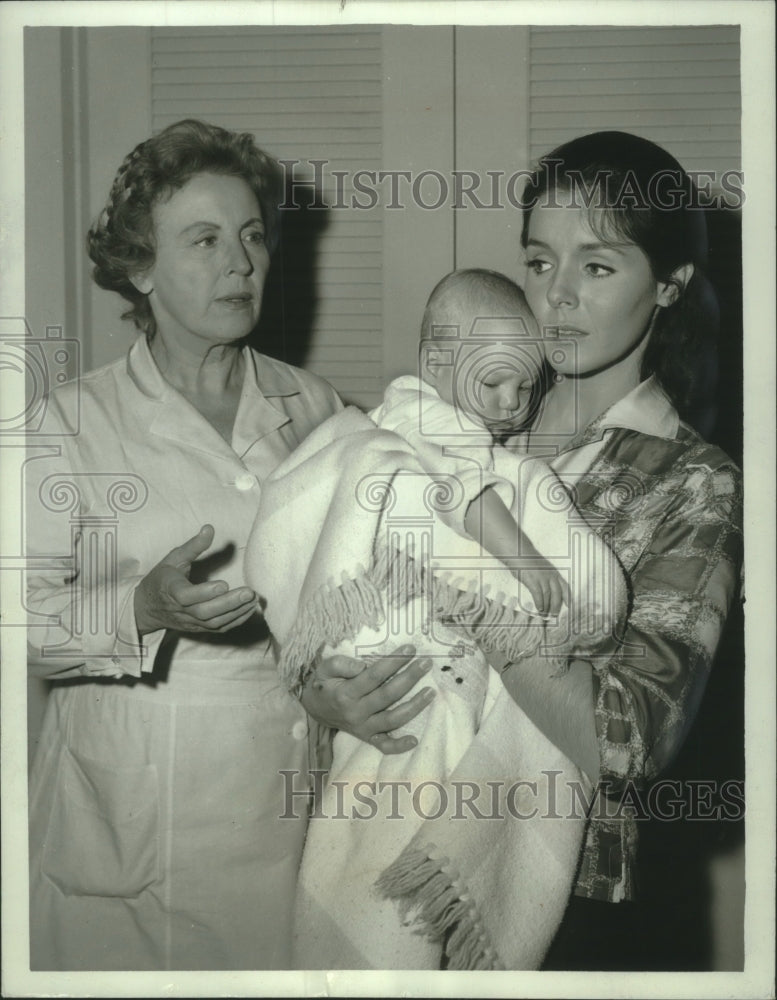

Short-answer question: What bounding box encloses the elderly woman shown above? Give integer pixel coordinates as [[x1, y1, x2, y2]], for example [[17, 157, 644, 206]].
[[26, 119, 431, 971]]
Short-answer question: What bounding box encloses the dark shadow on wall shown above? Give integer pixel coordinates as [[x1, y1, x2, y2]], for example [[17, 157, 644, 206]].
[[635, 204, 745, 971], [250, 180, 330, 369], [636, 598, 745, 970], [706, 207, 743, 467]]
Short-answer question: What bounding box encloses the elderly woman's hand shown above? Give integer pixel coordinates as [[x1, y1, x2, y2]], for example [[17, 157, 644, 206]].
[[300, 646, 435, 755], [134, 525, 259, 636]]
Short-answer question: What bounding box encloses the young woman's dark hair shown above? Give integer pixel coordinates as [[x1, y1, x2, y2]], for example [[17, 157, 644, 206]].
[[87, 119, 282, 338], [519, 131, 719, 426]]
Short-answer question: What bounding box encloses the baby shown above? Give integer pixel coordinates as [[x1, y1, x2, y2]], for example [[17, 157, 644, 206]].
[[369, 267, 568, 617], [246, 268, 625, 969]]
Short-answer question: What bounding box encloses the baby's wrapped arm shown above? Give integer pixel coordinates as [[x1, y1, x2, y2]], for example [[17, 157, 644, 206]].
[[464, 485, 569, 616], [499, 457, 742, 789]]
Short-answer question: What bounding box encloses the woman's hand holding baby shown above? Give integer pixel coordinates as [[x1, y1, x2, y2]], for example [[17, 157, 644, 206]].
[[300, 646, 436, 755]]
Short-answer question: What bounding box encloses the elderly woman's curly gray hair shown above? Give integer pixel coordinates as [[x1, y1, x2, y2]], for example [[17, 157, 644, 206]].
[[87, 119, 282, 338]]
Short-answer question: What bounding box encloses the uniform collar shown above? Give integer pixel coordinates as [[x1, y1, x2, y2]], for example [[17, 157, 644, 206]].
[[126, 335, 297, 458], [246, 348, 304, 399], [126, 335, 299, 400]]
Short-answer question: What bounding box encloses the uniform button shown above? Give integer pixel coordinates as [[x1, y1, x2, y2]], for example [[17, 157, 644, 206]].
[[235, 473, 256, 491], [291, 720, 308, 741]]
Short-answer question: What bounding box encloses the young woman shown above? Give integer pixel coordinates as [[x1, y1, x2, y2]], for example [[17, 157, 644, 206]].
[[498, 130, 743, 968]]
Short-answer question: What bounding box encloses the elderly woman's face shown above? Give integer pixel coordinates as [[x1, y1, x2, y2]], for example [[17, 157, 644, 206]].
[[133, 172, 270, 346], [522, 203, 677, 377]]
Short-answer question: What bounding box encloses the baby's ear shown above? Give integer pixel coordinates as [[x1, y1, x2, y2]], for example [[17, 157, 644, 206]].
[[419, 344, 443, 383]]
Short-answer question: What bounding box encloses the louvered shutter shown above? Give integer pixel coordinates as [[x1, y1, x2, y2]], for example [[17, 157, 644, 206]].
[[151, 26, 384, 408], [529, 25, 741, 177], [529, 24, 742, 461]]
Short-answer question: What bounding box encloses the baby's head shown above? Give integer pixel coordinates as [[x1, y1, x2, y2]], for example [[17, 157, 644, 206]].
[[419, 269, 542, 433]]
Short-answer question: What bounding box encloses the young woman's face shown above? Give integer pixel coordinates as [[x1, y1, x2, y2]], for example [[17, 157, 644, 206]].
[[522, 203, 676, 378], [134, 172, 271, 348]]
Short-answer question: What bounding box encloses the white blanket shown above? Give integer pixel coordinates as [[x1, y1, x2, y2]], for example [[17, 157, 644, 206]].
[[245, 407, 624, 969]]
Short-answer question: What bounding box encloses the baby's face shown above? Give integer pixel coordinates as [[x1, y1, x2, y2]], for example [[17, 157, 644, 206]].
[[463, 365, 533, 432], [434, 319, 540, 432], [436, 362, 532, 432]]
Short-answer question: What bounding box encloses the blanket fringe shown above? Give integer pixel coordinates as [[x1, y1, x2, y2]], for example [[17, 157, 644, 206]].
[[281, 542, 568, 695], [279, 569, 385, 693], [372, 541, 571, 670], [369, 544, 573, 672], [375, 847, 502, 971]]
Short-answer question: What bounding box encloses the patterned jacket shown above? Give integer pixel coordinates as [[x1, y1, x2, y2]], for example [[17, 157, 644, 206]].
[[514, 378, 743, 901]]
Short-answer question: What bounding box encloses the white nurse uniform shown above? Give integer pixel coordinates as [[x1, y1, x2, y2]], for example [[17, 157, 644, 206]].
[[26, 335, 342, 970]]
